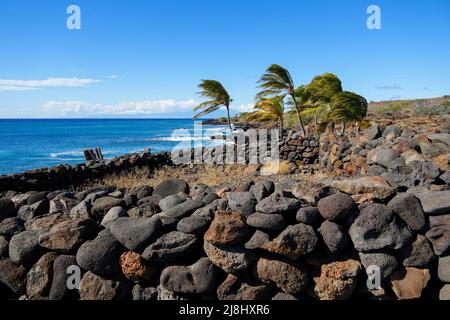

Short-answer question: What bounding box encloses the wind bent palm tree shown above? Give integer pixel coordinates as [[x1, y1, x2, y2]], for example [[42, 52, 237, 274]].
[[194, 80, 233, 132], [244, 96, 285, 136], [301, 73, 343, 132], [256, 64, 306, 135], [321, 91, 368, 134]]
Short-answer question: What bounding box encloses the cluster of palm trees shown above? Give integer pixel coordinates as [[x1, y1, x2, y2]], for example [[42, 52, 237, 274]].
[[193, 64, 368, 136]]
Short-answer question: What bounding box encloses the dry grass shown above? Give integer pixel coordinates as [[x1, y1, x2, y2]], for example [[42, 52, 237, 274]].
[[260, 160, 292, 176], [76, 164, 261, 191], [76, 162, 334, 192]]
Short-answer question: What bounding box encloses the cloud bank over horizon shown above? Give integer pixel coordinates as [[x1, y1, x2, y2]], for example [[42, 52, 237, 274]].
[[0, 78, 101, 92]]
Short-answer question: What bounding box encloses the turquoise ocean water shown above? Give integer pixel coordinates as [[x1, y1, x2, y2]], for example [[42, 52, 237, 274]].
[[0, 119, 228, 175]]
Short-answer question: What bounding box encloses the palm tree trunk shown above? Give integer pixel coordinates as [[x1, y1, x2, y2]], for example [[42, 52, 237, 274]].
[[290, 93, 306, 135], [279, 118, 284, 138], [341, 122, 346, 135], [226, 106, 233, 133]]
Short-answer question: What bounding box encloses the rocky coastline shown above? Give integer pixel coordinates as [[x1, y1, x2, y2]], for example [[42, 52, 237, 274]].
[[0, 120, 450, 301]]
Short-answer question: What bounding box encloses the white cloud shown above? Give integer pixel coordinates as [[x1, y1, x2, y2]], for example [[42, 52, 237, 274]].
[[0, 77, 101, 92], [233, 103, 255, 113], [107, 75, 119, 79], [42, 99, 198, 115]]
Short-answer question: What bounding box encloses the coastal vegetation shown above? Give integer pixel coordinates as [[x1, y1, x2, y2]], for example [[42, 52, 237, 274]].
[[194, 80, 233, 132], [196, 65, 369, 136]]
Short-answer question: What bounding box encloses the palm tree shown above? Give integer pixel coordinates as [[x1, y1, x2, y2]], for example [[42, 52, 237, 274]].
[[256, 64, 306, 135], [194, 80, 233, 132], [302, 73, 343, 131], [321, 91, 368, 134], [244, 96, 285, 136]]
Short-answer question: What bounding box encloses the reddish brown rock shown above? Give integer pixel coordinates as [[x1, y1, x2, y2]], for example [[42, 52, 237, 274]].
[[330, 176, 396, 204], [119, 251, 157, 283], [312, 259, 361, 300], [24, 213, 71, 235], [433, 154, 450, 171], [217, 274, 273, 300], [204, 210, 250, 245], [79, 272, 128, 300], [389, 267, 430, 300], [38, 218, 98, 253], [254, 257, 309, 295], [26, 252, 59, 300]]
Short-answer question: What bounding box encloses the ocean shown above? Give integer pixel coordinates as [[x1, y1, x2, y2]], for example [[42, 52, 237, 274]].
[[0, 119, 229, 175]]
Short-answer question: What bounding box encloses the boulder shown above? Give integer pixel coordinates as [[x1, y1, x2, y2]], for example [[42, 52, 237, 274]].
[[110, 216, 162, 253], [426, 215, 450, 256], [142, 231, 198, 264], [217, 274, 273, 300], [296, 207, 322, 225], [261, 223, 317, 260], [330, 176, 396, 204], [255, 192, 301, 215], [177, 215, 210, 235], [254, 257, 309, 295], [160, 257, 218, 294], [18, 199, 49, 221], [159, 194, 187, 211], [438, 254, 450, 282], [204, 210, 250, 245], [318, 221, 349, 257], [399, 235, 435, 267], [366, 125, 382, 140], [0, 217, 24, 237], [0, 235, 8, 259], [69, 201, 91, 220], [249, 180, 274, 202], [26, 252, 59, 300], [9, 230, 42, 265], [119, 251, 158, 283], [79, 272, 128, 300], [38, 218, 98, 254], [368, 148, 400, 168], [415, 191, 450, 216], [157, 284, 188, 300], [0, 198, 16, 222], [0, 259, 28, 295], [359, 251, 398, 279], [203, 240, 256, 274], [27, 191, 49, 205], [154, 179, 189, 198], [91, 197, 125, 219], [440, 284, 450, 300], [312, 260, 361, 300], [349, 203, 413, 251], [127, 203, 160, 218], [49, 196, 77, 215], [388, 193, 426, 232], [317, 193, 355, 221], [389, 267, 431, 300], [132, 284, 158, 300], [246, 212, 286, 231], [227, 192, 257, 217], [244, 230, 271, 250], [76, 229, 125, 275], [101, 206, 128, 228], [157, 200, 203, 228], [49, 255, 77, 300], [292, 181, 333, 204], [24, 213, 70, 236], [272, 292, 297, 300]]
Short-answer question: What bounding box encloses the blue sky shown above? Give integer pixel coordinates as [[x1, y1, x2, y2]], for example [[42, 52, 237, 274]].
[[0, 0, 449, 118]]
